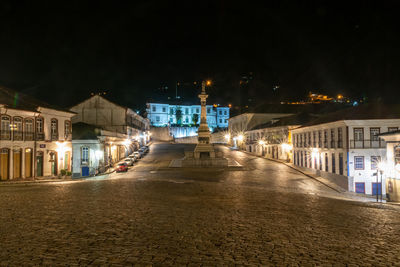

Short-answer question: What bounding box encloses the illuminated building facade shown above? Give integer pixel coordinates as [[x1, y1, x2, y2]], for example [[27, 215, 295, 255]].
[[292, 119, 400, 195], [0, 86, 75, 180]]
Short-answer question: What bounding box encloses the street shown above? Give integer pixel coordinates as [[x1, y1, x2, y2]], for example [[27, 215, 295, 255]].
[[1, 142, 400, 265]]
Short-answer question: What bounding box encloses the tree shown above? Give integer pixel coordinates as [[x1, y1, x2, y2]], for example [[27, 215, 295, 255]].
[[175, 108, 182, 125], [192, 113, 199, 126]]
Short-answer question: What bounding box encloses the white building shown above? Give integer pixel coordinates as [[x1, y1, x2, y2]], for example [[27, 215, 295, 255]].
[[146, 102, 229, 130], [70, 95, 150, 177], [378, 130, 400, 202], [292, 107, 400, 194], [228, 113, 293, 149], [0, 86, 75, 180]]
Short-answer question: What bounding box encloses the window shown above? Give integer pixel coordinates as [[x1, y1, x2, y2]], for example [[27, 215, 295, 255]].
[[312, 131, 316, 147], [152, 106, 156, 112], [162, 107, 166, 112], [1, 115, 11, 140], [156, 116, 160, 122], [219, 119, 222, 123], [370, 128, 380, 141], [170, 118, 173, 123], [330, 129, 335, 148], [12, 117, 23, 140], [355, 182, 365, 193], [219, 110, 222, 115], [185, 108, 189, 114], [185, 117, 189, 123], [325, 153, 328, 172], [307, 132, 311, 147], [224, 110, 227, 115], [395, 145, 400, 165], [371, 156, 381, 170], [36, 117, 43, 133], [207, 108, 210, 113], [51, 119, 58, 140], [332, 153, 336, 173], [225, 119, 228, 123], [339, 153, 343, 175], [354, 128, 364, 141], [324, 130, 328, 148], [196, 108, 199, 113], [318, 131, 322, 147], [354, 156, 364, 170], [337, 128, 343, 148], [64, 121, 71, 139], [170, 108, 174, 115], [25, 118, 34, 141], [81, 147, 89, 164], [388, 127, 398, 132]]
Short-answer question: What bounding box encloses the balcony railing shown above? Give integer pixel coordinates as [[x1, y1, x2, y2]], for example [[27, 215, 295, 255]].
[[0, 130, 11, 140], [36, 133, 45, 141], [331, 141, 336, 148], [349, 139, 386, 149], [25, 132, 34, 141], [13, 131, 23, 141], [337, 140, 343, 148], [51, 133, 59, 141]]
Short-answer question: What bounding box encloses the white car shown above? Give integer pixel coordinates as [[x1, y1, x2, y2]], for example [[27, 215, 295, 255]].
[[124, 158, 134, 166]]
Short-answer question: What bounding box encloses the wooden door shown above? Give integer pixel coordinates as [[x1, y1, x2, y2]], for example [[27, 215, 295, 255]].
[[0, 148, 9, 180], [25, 148, 32, 178], [13, 149, 21, 179], [36, 152, 43, 177]]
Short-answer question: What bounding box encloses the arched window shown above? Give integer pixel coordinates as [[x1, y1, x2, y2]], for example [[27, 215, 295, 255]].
[[13, 117, 23, 140], [51, 118, 58, 140], [1, 115, 11, 140], [25, 118, 34, 141], [64, 120, 71, 140], [36, 117, 44, 140]]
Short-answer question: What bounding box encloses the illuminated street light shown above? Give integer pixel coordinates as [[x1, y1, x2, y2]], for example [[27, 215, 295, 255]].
[[224, 134, 230, 140], [281, 143, 293, 151], [206, 80, 212, 86], [258, 140, 265, 145], [237, 135, 244, 142]]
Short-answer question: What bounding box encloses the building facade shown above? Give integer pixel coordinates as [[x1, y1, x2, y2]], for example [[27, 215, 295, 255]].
[[71, 122, 139, 177], [146, 103, 230, 129], [71, 95, 150, 141], [378, 130, 400, 202], [245, 125, 299, 162], [70, 95, 150, 177], [0, 86, 75, 180], [292, 119, 400, 194]]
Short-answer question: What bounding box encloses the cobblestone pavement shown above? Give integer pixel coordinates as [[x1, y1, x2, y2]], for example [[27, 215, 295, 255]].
[[1, 143, 400, 266]]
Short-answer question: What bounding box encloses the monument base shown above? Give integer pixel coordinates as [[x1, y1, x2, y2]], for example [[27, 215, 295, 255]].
[[181, 148, 229, 167]]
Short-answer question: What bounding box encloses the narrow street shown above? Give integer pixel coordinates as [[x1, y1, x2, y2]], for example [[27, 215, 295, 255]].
[[1, 142, 400, 265]]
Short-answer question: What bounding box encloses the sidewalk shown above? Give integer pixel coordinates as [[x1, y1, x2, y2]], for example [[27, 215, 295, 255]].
[[0, 176, 74, 186], [235, 148, 387, 202]]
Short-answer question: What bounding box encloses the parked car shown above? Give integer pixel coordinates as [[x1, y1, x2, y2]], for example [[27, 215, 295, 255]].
[[115, 162, 128, 172], [128, 154, 137, 162], [133, 151, 142, 159], [124, 158, 134, 166]]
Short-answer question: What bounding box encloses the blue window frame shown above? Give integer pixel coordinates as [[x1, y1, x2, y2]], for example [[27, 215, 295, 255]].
[[354, 156, 364, 170], [355, 182, 365, 193]]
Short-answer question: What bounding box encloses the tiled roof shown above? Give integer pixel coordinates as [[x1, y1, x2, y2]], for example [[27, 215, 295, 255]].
[[0, 85, 75, 114], [72, 122, 102, 140], [250, 112, 317, 130], [302, 104, 400, 127]]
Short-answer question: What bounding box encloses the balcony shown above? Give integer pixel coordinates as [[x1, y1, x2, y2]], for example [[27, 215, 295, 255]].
[[330, 141, 336, 148], [25, 132, 34, 141], [51, 133, 59, 141], [13, 131, 23, 141], [0, 130, 11, 140], [36, 133, 45, 141], [349, 139, 386, 149]]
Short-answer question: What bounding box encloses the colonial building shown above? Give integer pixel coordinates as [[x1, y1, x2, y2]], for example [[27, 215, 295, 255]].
[[70, 95, 149, 177], [71, 122, 138, 177], [378, 130, 400, 202], [70, 95, 150, 143], [291, 105, 400, 194], [146, 102, 229, 130], [0, 86, 75, 180], [228, 113, 293, 149], [243, 113, 315, 162]]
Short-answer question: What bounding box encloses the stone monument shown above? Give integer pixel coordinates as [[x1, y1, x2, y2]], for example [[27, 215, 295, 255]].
[[182, 81, 228, 167]]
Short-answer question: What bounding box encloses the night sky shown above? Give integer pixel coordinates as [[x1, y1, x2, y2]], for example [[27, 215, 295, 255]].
[[0, 1, 399, 112]]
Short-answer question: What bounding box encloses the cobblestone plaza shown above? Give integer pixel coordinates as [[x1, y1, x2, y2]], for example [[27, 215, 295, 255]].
[[1, 143, 400, 265]]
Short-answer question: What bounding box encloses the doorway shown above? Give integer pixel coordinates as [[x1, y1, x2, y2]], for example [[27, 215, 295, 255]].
[[25, 148, 32, 178], [49, 151, 58, 176], [0, 148, 9, 180], [13, 149, 22, 179], [36, 151, 43, 177]]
